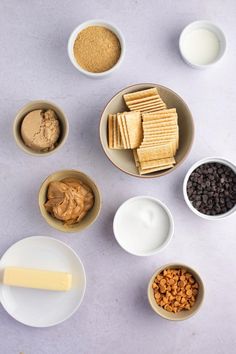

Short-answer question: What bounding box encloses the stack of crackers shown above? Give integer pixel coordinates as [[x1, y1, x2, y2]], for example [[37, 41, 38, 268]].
[[108, 88, 179, 175], [108, 111, 142, 149]]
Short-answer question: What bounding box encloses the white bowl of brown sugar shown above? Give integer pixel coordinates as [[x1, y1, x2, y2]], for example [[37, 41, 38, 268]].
[[68, 19, 125, 78]]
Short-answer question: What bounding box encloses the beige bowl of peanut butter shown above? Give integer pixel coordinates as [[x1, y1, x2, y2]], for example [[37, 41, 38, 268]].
[[39, 170, 101, 233]]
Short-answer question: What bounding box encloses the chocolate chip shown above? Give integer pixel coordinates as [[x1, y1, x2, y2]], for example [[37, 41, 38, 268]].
[[186, 162, 236, 215]]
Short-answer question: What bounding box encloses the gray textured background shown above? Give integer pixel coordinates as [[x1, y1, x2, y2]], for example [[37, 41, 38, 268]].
[[0, 1, 236, 353]]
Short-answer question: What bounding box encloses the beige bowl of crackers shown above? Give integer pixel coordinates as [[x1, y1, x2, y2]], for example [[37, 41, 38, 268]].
[[99, 83, 194, 178], [148, 263, 204, 321], [39, 170, 101, 233]]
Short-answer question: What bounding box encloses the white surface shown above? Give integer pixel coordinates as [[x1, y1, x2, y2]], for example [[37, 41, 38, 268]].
[[183, 157, 236, 219], [0, 236, 86, 327], [68, 19, 126, 77], [113, 196, 174, 255], [179, 21, 226, 68], [0, 1, 236, 353]]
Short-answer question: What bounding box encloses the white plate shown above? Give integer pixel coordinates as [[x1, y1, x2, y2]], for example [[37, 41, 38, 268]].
[[0, 236, 86, 327]]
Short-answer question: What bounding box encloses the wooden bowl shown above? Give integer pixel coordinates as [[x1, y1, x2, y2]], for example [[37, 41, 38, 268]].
[[39, 170, 101, 233], [99, 83, 194, 178]]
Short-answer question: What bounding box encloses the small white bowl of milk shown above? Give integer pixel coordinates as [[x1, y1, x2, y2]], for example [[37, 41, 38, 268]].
[[113, 196, 174, 256], [179, 21, 226, 69]]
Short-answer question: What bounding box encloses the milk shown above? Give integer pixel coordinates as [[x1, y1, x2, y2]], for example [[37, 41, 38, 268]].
[[181, 28, 220, 65]]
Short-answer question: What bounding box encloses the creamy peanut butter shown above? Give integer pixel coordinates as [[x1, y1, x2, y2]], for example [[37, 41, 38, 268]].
[[44, 178, 94, 225]]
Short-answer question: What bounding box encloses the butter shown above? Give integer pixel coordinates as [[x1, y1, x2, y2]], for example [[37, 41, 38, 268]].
[[3, 267, 72, 291]]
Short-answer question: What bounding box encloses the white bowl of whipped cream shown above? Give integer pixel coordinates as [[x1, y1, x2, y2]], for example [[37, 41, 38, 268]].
[[113, 196, 174, 256]]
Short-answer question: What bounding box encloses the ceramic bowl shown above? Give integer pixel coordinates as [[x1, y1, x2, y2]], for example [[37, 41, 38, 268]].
[[39, 170, 101, 233], [68, 19, 125, 78], [179, 21, 226, 69], [183, 157, 236, 220], [100, 83, 194, 178], [13, 100, 69, 156], [148, 263, 204, 321], [113, 196, 174, 256]]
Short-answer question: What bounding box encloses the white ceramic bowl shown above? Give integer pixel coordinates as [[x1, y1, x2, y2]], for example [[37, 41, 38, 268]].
[[113, 196, 174, 256], [183, 157, 236, 220], [179, 21, 226, 69], [68, 19, 125, 78]]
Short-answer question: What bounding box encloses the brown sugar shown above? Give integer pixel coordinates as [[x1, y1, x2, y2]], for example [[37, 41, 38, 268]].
[[73, 26, 121, 73]]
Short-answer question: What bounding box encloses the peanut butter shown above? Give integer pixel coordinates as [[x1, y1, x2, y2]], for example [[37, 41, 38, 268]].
[[44, 178, 94, 225]]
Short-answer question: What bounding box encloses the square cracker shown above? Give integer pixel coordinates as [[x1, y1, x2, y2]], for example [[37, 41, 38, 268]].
[[121, 113, 131, 148], [143, 133, 178, 140], [138, 164, 174, 175], [137, 143, 174, 162], [113, 115, 118, 148], [129, 99, 164, 109], [142, 115, 178, 127], [140, 106, 166, 113], [143, 123, 177, 131], [144, 127, 178, 134], [124, 88, 159, 102], [143, 135, 178, 151], [123, 111, 142, 149], [133, 149, 139, 167], [142, 108, 176, 118], [141, 139, 172, 145], [108, 114, 114, 148], [140, 157, 176, 170], [117, 113, 128, 149], [129, 103, 166, 114], [115, 116, 123, 149], [140, 140, 177, 155]]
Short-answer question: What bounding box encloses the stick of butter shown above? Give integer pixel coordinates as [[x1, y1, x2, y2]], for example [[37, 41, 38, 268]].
[[3, 267, 72, 291]]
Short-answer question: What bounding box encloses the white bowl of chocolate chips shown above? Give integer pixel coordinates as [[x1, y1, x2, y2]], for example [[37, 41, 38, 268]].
[[183, 157, 236, 219]]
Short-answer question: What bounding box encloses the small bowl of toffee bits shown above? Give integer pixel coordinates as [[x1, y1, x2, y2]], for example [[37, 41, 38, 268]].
[[148, 264, 204, 320], [183, 157, 236, 219], [68, 19, 125, 78]]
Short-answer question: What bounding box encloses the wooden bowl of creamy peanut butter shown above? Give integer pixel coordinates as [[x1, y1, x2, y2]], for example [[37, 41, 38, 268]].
[[38, 169, 101, 232]]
